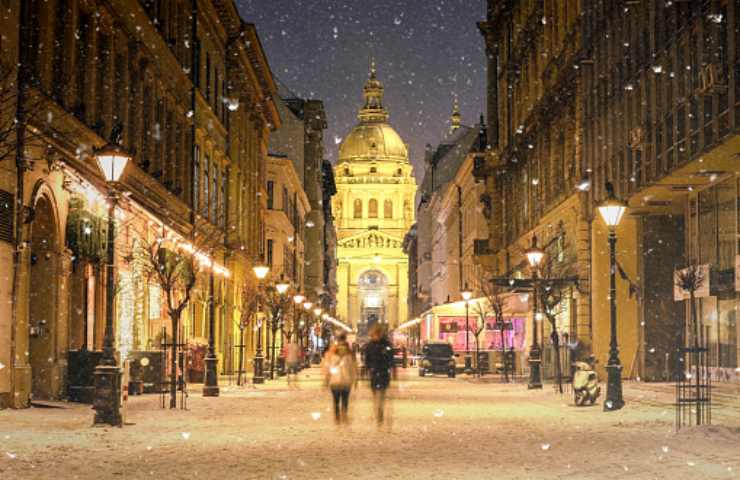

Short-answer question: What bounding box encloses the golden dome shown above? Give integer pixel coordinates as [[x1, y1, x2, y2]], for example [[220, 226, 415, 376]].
[[338, 61, 408, 163], [339, 123, 408, 161]]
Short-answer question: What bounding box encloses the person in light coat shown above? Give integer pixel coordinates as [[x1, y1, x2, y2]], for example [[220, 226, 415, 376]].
[[321, 333, 358, 424]]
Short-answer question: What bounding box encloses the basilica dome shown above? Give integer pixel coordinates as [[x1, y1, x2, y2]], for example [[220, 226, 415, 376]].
[[339, 123, 408, 161], [338, 61, 409, 164]]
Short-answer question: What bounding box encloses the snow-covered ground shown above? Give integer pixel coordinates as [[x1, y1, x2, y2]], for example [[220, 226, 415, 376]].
[[1, 369, 739, 479]]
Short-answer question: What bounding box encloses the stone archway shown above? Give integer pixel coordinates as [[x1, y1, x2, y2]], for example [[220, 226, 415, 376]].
[[357, 270, 388, 338], [28, 194, 61, 400]]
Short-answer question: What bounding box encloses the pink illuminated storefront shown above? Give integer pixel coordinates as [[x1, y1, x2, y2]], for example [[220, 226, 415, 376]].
[[418, 294, 530, 363]]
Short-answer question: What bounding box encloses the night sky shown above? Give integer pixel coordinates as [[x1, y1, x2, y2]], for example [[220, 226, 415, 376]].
[[236, 0, 486, 177]]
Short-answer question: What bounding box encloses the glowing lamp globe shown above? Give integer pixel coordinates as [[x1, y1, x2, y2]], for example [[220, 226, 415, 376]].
[[598, 197, 627, 228], [252, 263, 270, 280], [293, 294, 305, 304], [276, 280, 290, 295], [525, 236, 545, 269], [95, 144, 131, 183], [461, 284, 473, 301], [302, 301, 313, 311], [313, 307, 322, 317]]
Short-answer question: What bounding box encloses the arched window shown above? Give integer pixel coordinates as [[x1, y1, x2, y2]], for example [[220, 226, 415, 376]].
[[353, 199, 362, 218], [368, 198, 378, 218], [384, 199, 393, 219]]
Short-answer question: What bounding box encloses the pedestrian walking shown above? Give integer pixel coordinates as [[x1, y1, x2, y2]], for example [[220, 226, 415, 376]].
[[321, 333, 358, 424], [285, 339, 301, 388], [364, 324, 394, 426]]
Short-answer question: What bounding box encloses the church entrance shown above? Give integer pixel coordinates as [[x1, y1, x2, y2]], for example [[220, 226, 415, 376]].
[[357, 270, 387, 338]]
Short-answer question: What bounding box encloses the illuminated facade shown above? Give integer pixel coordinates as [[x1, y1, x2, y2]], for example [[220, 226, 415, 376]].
[[0, 0, 278, 407], [333, 64, 416, 336], [478, 0, 740, 381]]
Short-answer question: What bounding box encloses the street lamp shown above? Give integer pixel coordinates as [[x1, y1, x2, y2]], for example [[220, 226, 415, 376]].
[[273, 276, 290, 378], [202, 249, 220, 397], [93, 143, 131, 426], [598, 182, 627, 411], [525, 235, 545, 390], [302, 301, 313, 366], [252, 260, 269, 384], [461, 284, 473, 374]]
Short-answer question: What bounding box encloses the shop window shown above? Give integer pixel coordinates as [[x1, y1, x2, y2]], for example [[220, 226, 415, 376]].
[[384, 199, 393, 219], [267, 239, 273, 267]]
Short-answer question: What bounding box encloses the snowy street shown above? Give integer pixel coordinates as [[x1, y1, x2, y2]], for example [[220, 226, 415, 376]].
[[1, 369, 739, 480]]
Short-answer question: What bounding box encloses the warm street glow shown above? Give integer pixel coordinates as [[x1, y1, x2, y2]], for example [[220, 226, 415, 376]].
[[293, 294, 305, 304], [313, 307, 322, 316], [94, 144, 131, 183], [397, 317, 421, 330], [598, 199, 627, 228], [525, 236, 545, 268], [276, 280, 290, 294], [253, 264, 270, 280], [302, 301, 313, 310]]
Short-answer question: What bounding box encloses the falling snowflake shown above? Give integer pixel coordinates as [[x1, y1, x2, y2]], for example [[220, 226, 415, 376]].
[[433, 409, 444, 417], [541, 443, 551, 451], [5, 452, 16, 459], [707, 13, 723, 24], [0, 361, 4, 370], [310, 412, 321, 421], [662, 446, 669, 453], [181, 432, 191, 440]]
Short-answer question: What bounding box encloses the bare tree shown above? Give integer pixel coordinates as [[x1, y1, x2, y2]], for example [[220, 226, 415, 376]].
[[476, 279, 509, 381], [470, 301, 488, 377], [135, 227, 220, 408], [0, 61, 74, 165], [262, 286, 290, 379], [237, 282, 259, 386], [675, 264, 707, 424], [530, 231, 578, 394]]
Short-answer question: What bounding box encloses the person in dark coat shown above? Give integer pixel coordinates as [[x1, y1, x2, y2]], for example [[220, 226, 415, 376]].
[[364, 324, 394, 426]]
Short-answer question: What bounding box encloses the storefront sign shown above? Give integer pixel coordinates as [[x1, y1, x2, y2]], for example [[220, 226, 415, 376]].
[[673, 264, 710, 301]]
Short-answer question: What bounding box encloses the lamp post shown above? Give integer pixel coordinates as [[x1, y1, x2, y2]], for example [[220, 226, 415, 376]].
[[598, 182, 627, 411], [92, 143, 130, 426], [461, 285, 473, 374], [273, 278, 289, 378], [252, 261, 270, 384], [292, 294, 304, 369], [525, 235, 545, 390], [202, 250, 220, 397], [302, 301, 312, 367]]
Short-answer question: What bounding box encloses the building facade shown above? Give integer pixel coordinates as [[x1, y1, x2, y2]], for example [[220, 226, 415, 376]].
[[478, 0, 739, 381], [0, 0, 278, 408], [333, 65, 416, 336]]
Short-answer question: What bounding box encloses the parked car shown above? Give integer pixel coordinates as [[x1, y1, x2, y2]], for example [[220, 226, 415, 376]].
[[419, 342, 456, 378]]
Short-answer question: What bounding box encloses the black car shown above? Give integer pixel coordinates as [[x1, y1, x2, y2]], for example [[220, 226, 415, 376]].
[[419, 342, 456, 378]]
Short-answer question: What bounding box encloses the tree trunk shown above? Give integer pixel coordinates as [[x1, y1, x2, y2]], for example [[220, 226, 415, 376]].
[[500, 325, 508, 382], [170, 314, 179, 409]]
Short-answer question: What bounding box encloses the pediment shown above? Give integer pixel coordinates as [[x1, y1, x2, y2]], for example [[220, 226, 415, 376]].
[[338, 230, 404, 249]]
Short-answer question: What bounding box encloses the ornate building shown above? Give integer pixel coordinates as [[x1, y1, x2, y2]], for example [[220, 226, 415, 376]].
[[0, 0, 278, 407], [478, 0, 739, 381], [333, 64, 416, 336]]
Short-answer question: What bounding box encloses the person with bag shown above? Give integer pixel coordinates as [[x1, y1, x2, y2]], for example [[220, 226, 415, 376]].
[[321, 333, 358, 424]]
